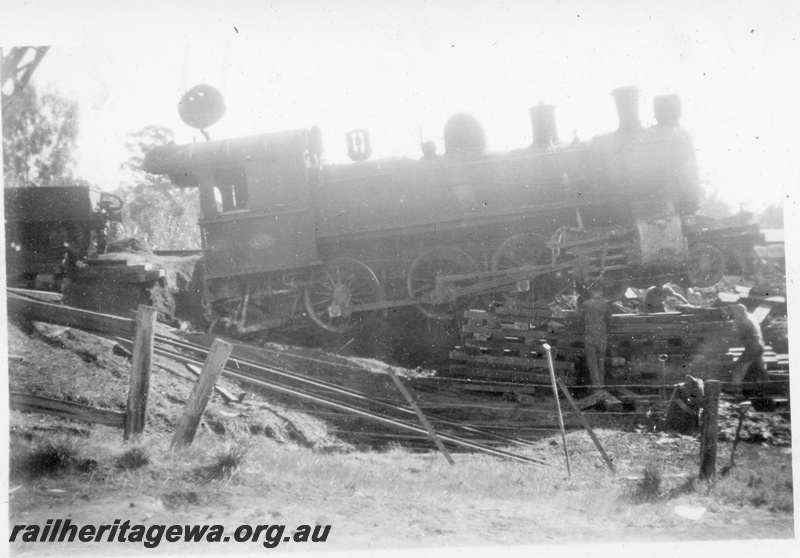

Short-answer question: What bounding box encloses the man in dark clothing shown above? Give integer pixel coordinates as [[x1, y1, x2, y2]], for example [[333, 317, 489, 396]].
[[581, 285, 611, 389], [729, 304, 769, 391], [641, 284, 689, 313]]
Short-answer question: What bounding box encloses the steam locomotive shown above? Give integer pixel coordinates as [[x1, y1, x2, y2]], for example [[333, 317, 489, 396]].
[[143, 86, 760, 335]]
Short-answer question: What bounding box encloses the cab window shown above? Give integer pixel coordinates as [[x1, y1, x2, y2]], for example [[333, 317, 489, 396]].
[[213, 167, 248, 212]]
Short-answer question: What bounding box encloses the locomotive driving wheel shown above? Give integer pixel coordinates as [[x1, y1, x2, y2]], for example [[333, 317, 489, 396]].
[[686, 243, 726, 288], [407, 248, 480, 320], [490, 233, 562, 304], [304, 259, 384, 333]]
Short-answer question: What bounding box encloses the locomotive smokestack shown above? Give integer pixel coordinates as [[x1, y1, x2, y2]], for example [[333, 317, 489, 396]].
[[611, 86, 643, 132], [529, 103, 559, 148], [653, 94, 682, 127]]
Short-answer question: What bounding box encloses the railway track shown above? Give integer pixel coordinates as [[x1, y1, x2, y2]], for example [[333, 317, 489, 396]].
[[116, 333, 552, 466], [9, 288, 789, 457]]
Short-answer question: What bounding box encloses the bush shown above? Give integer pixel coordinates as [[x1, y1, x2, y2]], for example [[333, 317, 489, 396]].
[[11, 437, 92, 479]]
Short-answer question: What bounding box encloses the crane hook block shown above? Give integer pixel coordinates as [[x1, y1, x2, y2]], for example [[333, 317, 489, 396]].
[[178, 84, 226, 130]]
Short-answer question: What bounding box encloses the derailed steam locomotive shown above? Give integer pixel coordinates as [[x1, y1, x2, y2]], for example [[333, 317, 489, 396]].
[[143, 86, 761, 334]]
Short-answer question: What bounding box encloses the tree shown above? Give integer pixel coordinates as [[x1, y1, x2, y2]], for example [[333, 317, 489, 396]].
[[2, 83, 80, 187], [756, 202, 784, 229], [111, 126, 201, 250], [697, 187, 735, 221]]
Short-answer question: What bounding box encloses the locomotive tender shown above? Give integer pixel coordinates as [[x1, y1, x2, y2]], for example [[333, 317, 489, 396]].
[[143, 86, 751, 334]]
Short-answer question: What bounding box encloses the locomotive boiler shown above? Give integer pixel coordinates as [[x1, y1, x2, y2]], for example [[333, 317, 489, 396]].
[[143, 86, 756, 335]]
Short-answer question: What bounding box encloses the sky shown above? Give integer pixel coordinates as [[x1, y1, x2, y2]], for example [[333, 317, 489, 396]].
[[2, 0, 799, 211]]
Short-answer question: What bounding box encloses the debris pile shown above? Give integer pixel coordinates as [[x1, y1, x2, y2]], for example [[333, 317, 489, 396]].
[[717, 401, 791, 447]]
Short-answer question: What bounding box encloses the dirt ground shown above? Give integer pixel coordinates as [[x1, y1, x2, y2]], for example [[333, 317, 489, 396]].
[[7, 464, 795, 556], [5, 435, 795, 556]]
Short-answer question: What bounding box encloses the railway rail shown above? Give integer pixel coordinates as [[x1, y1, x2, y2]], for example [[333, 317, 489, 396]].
[[129, 333, 550, 465], [9, 288, 788, 459]]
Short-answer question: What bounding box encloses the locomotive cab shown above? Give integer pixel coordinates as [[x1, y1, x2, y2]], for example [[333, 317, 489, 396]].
[[144, 129, 321, 280]]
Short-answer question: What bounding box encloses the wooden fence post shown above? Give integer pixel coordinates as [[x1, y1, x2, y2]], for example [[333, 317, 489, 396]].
[[171, 339, 233, 449], [386, 368, 454, 465], [543, 343, 571, 478], [699, 379, 721, 480], [557, 379, 615, 473], [123, 305, 157, 441]]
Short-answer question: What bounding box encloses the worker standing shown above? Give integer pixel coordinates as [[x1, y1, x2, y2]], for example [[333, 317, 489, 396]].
[[728, 304, 769, 393], [581, 284, 611, 389]]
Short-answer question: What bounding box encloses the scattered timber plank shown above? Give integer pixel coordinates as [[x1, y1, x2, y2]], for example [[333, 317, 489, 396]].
[[447, 365, 559, 385], [751, 303, 774, 324], [185, 363, 246, 403], [611, 386, 662, 406], [10, 393, 125, 429], [7, 287, 63, 303], [609, 322, 730, 335], [113, 343, 133, 359], [460, 383, 539, 395], [7, 293, 135, 338], [86, 259, 131, 267], [462, 324, 573, 342], [612, 309, 727, 322], [463, 340, 581, 358], [32, 321, 70, 338], [493, 305, 578, 320], [573, 389, 623, 410], [72, 266, 164, 284], [449, 351, 574, 371]]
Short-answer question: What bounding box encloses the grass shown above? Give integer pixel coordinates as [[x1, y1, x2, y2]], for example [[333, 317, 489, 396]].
[[709, 444, 794, 513], [10, 435, 97, 479], [11, 426, 792, 516], [193, 441, 249, 482], [7, 425, 794, 547], [115, 446, 150, 470], [11, 427, 793, 544], [628, 465, 663, 504]]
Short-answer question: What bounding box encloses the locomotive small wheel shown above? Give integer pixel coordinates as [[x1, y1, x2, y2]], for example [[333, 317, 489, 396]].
[[407, 248, 480, 321], [304, 259, 384, 333], [490, 233, 561, 303], [686, 243, 726, 288]]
